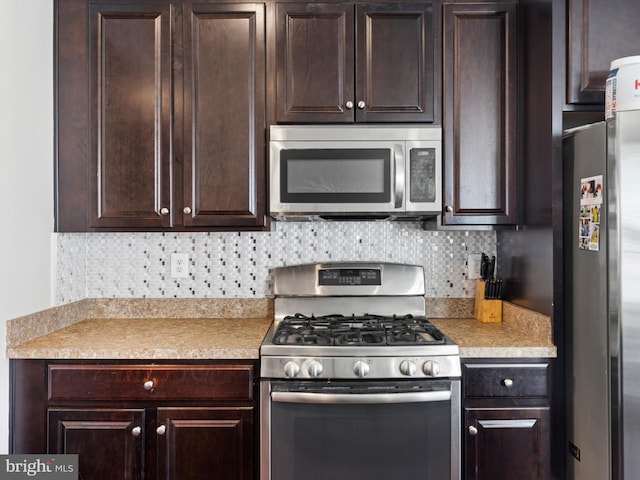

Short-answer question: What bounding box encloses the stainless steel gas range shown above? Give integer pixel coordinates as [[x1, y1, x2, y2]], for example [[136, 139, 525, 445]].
[[260, 262, 461, 480]]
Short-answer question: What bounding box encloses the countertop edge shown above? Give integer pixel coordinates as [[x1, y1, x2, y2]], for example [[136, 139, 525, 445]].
[[6, 347, 262, 360], [458, 346, 557, 359]]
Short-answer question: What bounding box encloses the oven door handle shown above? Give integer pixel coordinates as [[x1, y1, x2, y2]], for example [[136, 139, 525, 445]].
[[271, 390, 451, 405]]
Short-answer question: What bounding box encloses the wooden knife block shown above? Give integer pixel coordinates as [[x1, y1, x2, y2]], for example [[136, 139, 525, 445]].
[[474, 279, 503, 323]]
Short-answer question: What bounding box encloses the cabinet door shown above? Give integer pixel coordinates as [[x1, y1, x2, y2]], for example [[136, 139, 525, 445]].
[[567, 0, 640, 106], [464, 407, 550, 480], [48, 408, 145, 480], [442, 3, 517, 225], [182, 3, 267, 228], [156, 407, 254, 480], [88, 3, 173, 229], [355, 3, 435, 123], [275, 3, 354, 123]]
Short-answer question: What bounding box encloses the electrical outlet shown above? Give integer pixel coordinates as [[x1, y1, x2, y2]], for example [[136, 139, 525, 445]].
[[467, 254, 482, 279], [171, 253, 189, 278]]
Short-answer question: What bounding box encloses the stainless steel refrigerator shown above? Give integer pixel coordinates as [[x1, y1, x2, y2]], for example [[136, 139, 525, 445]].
[[563, 112, 640, 480]]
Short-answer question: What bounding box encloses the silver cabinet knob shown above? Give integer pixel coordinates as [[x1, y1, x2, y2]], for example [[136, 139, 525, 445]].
[[357, 100, 365, 109], [160, 207, 169, 215], [183, 206, 192, 215], [503, 378, 514, 388], [307, 360, 323, 378], [143, 380, 154, 390], [131, 426, 142, 437], [156, 425, 166, 436], [445, 205, 454, 213], [284, 361, 300, 378], [423, 360, 440, 377], [399, 360, 417, 376], [468, 425, 479, 436], [353, 360, 370, 378], [345, 101, 354, 109]]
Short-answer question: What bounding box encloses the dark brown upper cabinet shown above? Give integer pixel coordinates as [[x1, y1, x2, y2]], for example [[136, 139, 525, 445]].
[[566, 0, 640, 107], [56, 0, 267, 231], [275, 2, 437, 123], [442, 2, 518, 226]]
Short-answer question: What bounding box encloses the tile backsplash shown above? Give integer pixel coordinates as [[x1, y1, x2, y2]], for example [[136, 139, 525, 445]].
[[54, 222, 496, 305]]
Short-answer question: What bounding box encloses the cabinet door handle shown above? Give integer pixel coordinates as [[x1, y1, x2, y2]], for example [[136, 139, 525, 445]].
[[156, 425, 166, 436], [445, 205, 454, 213], [345, 101, 354, 109], [160, 207, 169, 216], [143, 380, 154, 390], [183, 206, 192, 215], [357, 100, 366, 109], [502, 378, 514, 387], [131, 426, 142, 437], [468, 425, 478, 436]]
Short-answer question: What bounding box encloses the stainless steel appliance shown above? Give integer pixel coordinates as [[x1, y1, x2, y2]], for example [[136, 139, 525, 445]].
[[269, 125, 442, 220], [260, 262, 461, 480], [563, 112, 640, 478]]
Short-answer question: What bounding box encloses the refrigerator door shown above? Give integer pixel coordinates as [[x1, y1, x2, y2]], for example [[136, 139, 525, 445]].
[[564, 122, 610, 480], [608, 110, 640, 480]]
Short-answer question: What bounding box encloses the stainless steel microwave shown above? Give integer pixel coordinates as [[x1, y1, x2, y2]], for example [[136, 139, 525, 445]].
[[269, 125, 442, 220]]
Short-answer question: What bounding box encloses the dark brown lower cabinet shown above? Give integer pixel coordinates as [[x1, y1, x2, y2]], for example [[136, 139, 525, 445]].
[[156, 407, 254, 480], [11, 360, 257, 480], [464, 407, 550, 480], [462, 359, 551, 480], [49, 408, 145, 480]]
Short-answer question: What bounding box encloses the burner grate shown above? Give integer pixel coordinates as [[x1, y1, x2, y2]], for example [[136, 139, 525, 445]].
[[272, 313, 446, 346]]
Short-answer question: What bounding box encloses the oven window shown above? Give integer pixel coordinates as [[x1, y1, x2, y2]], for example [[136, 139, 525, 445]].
[[280, 149, 391, 203], [270, 392, 452, 480]]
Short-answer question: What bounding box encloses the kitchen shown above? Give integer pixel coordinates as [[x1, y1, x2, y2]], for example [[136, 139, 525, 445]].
[[0, 0, 637, 479]]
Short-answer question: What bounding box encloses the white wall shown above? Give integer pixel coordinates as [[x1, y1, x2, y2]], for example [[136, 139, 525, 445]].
[[0, 1, 54, 453]]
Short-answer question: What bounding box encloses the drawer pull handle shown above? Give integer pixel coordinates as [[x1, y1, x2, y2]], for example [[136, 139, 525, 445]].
[[156, 425, 166, 436], [502, 378, 514, 387], [143, 380, 154, 390], [131, 426, 142, 437], [468, 426, 478, 436]]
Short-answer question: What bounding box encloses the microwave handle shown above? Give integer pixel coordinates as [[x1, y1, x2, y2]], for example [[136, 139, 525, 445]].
[[394, 144, 404, 208]]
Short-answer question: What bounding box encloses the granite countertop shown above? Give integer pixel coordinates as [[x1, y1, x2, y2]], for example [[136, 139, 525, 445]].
[[5, 298, 556, 360], [7, 317, 273, 360], [431, 318, 556, 358]]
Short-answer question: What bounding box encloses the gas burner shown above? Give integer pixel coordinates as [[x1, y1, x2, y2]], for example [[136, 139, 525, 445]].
[[333, 328, 387, 346]]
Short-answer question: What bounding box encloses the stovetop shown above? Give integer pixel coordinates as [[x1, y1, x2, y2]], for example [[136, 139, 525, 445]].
[[272, 314, 445, 346], [260, 262, 461, 380]]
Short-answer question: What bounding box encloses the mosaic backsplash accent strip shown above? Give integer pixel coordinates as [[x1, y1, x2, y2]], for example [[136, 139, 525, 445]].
[[54, 222, 496, 305]]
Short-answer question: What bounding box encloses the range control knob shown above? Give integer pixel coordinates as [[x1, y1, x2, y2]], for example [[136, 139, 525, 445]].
[[284, 361, 300, 378], [307, 360, 324, 377], [399, 360, 417, 376], [353, 360, 370, 378], [423, 360, 440, 377]]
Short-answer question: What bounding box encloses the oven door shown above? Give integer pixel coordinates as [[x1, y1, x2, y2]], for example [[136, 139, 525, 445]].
[[261, 379, 461, 480]]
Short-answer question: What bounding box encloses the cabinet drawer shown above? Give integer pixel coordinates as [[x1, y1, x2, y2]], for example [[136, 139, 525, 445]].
[[48, 364, 254, 402], [463, 363, 549, 398]]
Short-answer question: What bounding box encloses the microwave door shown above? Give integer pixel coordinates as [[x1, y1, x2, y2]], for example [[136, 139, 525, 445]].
[[269, 141, 405, 216]]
